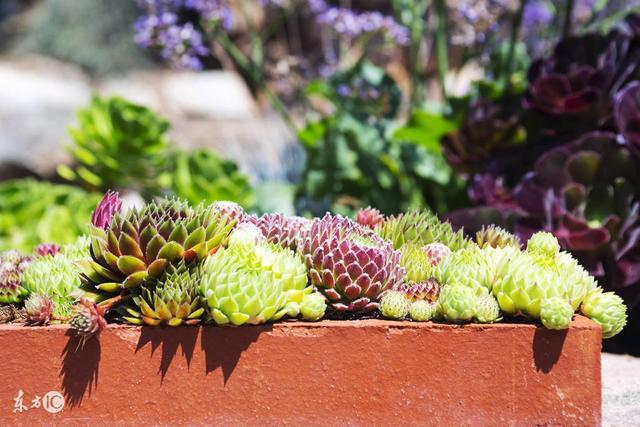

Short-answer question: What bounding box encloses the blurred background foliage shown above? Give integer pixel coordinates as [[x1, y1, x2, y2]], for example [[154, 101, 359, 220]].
[[1, 0, 640, 352]]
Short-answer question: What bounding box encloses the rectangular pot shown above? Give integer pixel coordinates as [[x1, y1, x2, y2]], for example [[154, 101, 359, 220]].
[[0, 316, 601, 425]]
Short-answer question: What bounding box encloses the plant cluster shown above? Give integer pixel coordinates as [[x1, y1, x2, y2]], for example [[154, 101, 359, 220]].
[[0, 193, 627, 347], [445, 14, 640, 350], [57, 95, 255, 207]]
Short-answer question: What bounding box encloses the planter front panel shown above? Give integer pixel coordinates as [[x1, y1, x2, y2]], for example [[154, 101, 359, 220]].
[[0, 316, 601, 425]]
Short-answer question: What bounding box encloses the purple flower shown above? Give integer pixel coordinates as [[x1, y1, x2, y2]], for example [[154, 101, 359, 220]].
[[313, 5, 409, 45], [523, 1, 553, 27]]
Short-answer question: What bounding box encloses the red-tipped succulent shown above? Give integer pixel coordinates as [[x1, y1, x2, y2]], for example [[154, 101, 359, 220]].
[[354, 207, 385, 229], [35, 243, 60, 257], [301, 214, 404, 312], [70, 297, 107, 345], [243, 213, 312, 250], [91, 190, 123, 230]]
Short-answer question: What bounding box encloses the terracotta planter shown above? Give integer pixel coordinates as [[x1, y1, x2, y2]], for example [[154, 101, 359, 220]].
[[0, 316, 601, 425]]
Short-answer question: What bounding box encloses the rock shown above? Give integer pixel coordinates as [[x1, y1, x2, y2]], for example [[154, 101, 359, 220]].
[[161, 71, 257, 119], [602, 352, 640, 426], [0, 56, 90, 175]]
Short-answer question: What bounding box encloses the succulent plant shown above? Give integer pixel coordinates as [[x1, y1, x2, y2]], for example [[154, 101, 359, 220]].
[[475, 225, 520, 249], [399, 243, 432, 283], [615, 81, 640, 148], [491, 250, 568, 318], [442, 98, 525, 174], [24, 294, 54, 326], [524, 30, 640, 138], [21, 252, 82, 319], [376, 209, 470, 251], [213, 201, 245, 222], [70, 297, 107, 345], [0, 179, 102, 252], [78, 198, 236, 295], [540, 297, 573, 330], [474, 294, 502, 323], [0, 250, 31, 304], [423, 243, 452, 266], [393, 279, 440, 303], [244, 213, 312, 251], [121, 262, 205, 326], [228, 223, 267, 247], [409, 300, 436, 322], [437, 285, 476, 323], [57, 96, 171, 196], [300, 292, 327, 321], [170, 149, 254, 209], [354, 207, 384, 229], [35, 243, 60, 257], [526, 231, 560, 258], [91, 190, 123, 230], [200, 243, 290, 326], [581, 289, 628, 338], [435, 247, 493, 293], [303, 214, 404, 312], [380, 290, 410, 320]]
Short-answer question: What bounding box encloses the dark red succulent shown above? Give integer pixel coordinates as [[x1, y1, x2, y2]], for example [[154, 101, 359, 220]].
[[615, 81, 640, 148], [442, 99, 525, 174]]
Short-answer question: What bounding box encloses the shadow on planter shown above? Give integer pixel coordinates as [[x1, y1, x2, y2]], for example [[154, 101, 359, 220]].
[[201, 325, 271, 384], [60, 330, 101, 408], [532, 326, 568, 373], [136, 326, 200, 381]]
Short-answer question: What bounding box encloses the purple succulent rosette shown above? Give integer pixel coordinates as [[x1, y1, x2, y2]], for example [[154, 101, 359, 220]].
[[243, 213, 312, 250], [524, 28, 640, 137], [300, 214, 404, 312], [615, 81, 640, 148], [91, 191, 123, 230]]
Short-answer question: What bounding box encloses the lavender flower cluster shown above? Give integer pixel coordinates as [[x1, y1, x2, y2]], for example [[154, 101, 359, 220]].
[[310, 0, 409, 45], [134, 0, 233, 70], [135, 0, 409, 71]]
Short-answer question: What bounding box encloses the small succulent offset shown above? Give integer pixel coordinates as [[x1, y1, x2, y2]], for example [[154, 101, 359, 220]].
[[437, 285, 477, 323], [70, 298, 107, 346], [581, 289, 628, 339], [299, 292, 327, 322], [0, 250, 31, 304], [21, 251, 83, 320], [354, 207, 385, 229], [24, 294, 54, 326], [380, 291, 410, 320]]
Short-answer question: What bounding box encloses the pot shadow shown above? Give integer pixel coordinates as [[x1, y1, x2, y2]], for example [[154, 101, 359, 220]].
[[135, 326, 199, 382], [533, 326, 568, 373], [201, 324, 270, 384], [59, 330, 101, 408]]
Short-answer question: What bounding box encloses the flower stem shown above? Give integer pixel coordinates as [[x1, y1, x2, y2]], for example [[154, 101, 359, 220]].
[[433, 0, 449, 107], [98, 293, 126, 313], [504, 0, 528, 93], [563, 0, 575, 38], [215, 33, 298, 135]]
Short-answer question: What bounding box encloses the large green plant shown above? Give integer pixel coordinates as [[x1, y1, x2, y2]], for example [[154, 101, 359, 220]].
[[0, 179, 101, 252], [57, 95, 170, 197], [170, 149, 254, 209]]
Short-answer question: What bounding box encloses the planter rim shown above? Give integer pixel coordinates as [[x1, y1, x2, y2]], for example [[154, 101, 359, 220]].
[[0, 314, 597, 332]]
